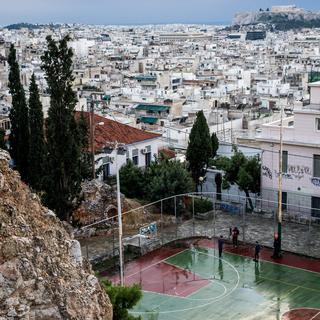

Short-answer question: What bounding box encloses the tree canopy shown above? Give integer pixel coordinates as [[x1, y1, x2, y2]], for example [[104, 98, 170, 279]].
[[102, 280, 142, 320], [186, 110, 212, 184], [119, 155, 194, 202], [41, 35, 82, 221], [215, 147, 260, 210], [28, 73, 46, 191], [8, 44, 30, 181]]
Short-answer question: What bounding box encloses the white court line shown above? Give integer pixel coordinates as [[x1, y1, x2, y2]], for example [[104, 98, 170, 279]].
[[210, 246, 320, 276], [164, 259, 227, 301], [279, 304, 320, 319], [124, 249, 188, 281], [130, 249, 240, 315]]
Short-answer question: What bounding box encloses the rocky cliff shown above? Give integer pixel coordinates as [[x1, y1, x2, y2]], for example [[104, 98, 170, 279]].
[[0, 149, 112, 320]]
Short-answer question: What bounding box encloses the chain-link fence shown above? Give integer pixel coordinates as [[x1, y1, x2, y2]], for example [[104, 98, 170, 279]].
[[78, 192, 320, 274]]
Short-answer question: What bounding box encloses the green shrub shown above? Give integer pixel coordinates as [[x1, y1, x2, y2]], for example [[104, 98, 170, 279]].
[[193, 198, 213, 214], [101, 280, 142, 320]]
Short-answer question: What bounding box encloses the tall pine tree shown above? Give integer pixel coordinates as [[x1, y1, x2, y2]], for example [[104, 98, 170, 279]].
[[8, 44, 30, 181], [77, 109, 92, 180], [0, 128, 6, 150], [186, 110, 212, 185], [41, 36, 82, 221], [28, 73, 46, 191]]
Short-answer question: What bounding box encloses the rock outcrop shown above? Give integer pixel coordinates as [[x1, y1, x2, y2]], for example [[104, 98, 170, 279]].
[[233, 10, 320, 30], [0, 149, 112, 320]]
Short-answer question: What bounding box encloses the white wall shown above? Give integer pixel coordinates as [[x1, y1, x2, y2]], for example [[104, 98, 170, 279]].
[[95, 138, 160, 178]]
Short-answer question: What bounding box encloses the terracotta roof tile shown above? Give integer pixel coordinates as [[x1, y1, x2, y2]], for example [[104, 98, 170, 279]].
[[76, 112, 161, 152]]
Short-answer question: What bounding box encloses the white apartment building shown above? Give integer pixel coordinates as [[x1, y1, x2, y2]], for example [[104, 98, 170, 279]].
[[258, 81, 320, 218], [84, 113, 162, 180]]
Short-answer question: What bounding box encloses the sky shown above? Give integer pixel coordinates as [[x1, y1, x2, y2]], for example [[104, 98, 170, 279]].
[[0, 0, 320, 26]]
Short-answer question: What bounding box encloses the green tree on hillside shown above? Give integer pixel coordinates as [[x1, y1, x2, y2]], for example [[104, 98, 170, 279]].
[[8, 44, 30, 181], [186, 111, 212, 185], [77, 109, 92, 180], [41, 35, 82, 221], [102, 280, 142, 320], [215, 147, 260, 211], [144, 156, 194, 202], [28, 73, 46, 191], [211, 132, 219, 159], [119, 160, 145, 198]]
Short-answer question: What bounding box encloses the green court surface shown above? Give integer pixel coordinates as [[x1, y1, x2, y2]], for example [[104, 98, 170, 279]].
[[129, 247, 320, 320]]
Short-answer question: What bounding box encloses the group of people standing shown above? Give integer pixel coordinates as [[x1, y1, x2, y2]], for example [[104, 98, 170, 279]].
[[218, 226, 261, 263]]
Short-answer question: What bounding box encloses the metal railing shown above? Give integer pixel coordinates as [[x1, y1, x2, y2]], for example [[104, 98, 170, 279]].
[[78, 192, 320, 268]]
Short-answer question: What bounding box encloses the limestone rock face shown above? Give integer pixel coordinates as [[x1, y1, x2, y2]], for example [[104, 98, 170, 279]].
[[0, 150, 112, 320]]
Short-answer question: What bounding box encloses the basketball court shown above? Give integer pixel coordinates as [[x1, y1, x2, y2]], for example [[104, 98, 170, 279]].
[[102, 239, 320, 320]]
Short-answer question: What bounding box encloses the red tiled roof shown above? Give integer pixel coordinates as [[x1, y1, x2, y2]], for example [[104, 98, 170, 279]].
[[75, 112, 161, 152], [159, 148, 176, 159]]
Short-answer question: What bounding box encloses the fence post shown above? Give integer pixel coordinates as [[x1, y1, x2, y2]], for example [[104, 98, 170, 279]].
[[174, 196, 177, 240], [308, 212, 312, 256], [242, 203, 245, 242], [192, 196, 195, 237], [161, 200, 163, 245], [213, 192, 216, 240]]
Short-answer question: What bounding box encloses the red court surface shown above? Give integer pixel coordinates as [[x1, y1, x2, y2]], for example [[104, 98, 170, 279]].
[[282, 308, 320, 320], [124, 261, 210, 297], [198, 238, 320, 273], [108, 246, 210, 297]]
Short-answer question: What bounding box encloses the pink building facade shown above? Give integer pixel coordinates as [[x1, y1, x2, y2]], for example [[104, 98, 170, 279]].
[[258, 82, 320, 217]]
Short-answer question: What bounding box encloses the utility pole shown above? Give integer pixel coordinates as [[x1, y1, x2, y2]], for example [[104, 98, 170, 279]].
[[115, 141, 124, 286], [89, 100, 95, 180], [103, 138, 125, 285], [277, 101, 284, 254]]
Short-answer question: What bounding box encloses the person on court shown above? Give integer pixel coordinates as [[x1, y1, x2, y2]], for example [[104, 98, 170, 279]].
[[254, 241, 261, 262], [232, 226, 239, 248], [218, 235, 224, 258]]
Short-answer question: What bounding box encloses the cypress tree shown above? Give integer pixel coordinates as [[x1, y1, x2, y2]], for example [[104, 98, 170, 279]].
[[41, 36, 81, 221], [28, 73, 46, 191], [8, 44, 29, 181], [77, 109, 92, 180], [186, 110, 212, 185], [0, 128, 6, 150], [211, 132, 219, 159]]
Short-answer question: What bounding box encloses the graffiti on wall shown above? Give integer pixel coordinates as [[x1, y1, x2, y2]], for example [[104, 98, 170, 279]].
[[275, 171, 294, 180], [287, 165, 311, 180], [262, 164, 312, 181], [262, 165, 272, 179], [311, 177, 320, 187]]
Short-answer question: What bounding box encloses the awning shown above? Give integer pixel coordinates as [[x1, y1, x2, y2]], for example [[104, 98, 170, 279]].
[[135, 104, 170, 112], [140, 116, 158, 124]]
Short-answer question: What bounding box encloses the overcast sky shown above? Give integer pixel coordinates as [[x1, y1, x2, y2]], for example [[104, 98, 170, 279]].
[[1, 0, 320, 26]]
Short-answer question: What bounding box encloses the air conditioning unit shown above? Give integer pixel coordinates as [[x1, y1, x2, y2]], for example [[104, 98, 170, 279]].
[[141, 148, 148, 154]]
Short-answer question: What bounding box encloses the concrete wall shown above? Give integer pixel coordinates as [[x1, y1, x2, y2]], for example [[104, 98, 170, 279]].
[[95, 138, 160, 178]]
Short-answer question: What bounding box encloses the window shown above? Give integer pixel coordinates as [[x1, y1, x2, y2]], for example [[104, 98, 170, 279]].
[[145, 152, 151, 167], [314, 155, 320, 177], [316, 118, 320, 131], [282, 151, 288, 173], [102, 163, 110, 181], [145, 145, 152, 167], [311, 196, 320, 217], [281, 192, 287, 211], [132, 149, 139, 166]]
